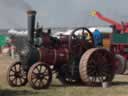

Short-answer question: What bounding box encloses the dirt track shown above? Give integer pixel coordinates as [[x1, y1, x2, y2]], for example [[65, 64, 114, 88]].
[[0, 55, 16, 87], [1, 54, 128, 96]]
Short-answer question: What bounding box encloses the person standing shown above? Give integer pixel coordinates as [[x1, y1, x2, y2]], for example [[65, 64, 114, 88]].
[[93, 29, 103, 47]]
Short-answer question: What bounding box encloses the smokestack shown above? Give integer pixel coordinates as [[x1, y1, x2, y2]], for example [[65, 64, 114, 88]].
[[27, 10, 36, 44]]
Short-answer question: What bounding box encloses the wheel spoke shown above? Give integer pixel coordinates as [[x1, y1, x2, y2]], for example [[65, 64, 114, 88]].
[[39, 65, 42, 72], [8, 62, 28, 86], [10, 68, 15, 73], [13, 78, 17, 85], [33, 78, 38, 84], [97, 72, 103, 82], [16, 78, 18, 85], [39, 79, 44, 87], [36, 65, 43, 73], [80, 48, 115, 86], [38, 65, 42, 73], [36, 66, 40, 72], [19, 78, 23, 84], [9, 74, 15, 77], [43, 68, 47, 74], [43, 77, 48, 81], [44, 72, 49, 76], [9, 76, 15, 81], [17, 64, 21, 72], [31, 72, 37, 79], [28, 63, 52, 89], [14, 65, 17, 72]]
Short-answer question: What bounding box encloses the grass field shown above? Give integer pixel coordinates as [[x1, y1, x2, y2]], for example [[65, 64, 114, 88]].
[[1, 55, 128, 96]]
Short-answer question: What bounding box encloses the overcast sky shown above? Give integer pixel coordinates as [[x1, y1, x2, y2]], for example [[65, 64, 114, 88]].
[[0, 0, 128, 28]]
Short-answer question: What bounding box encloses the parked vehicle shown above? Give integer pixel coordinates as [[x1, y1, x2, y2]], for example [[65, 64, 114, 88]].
[[7, 10, 115, 89]]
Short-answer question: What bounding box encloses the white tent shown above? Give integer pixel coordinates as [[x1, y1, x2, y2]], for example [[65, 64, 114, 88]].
[[53, 27, 112, 38], [8, 29, 28, 36]]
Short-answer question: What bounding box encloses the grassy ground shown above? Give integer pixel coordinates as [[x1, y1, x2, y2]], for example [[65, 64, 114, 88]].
[[1, 55, 128, 96]]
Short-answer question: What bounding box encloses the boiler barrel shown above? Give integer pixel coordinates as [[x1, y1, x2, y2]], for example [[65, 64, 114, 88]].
[[39, 48, 69, 65]]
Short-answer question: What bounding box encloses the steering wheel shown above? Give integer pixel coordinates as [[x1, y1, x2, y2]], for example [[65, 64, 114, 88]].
[[69, 27, 94, 53]]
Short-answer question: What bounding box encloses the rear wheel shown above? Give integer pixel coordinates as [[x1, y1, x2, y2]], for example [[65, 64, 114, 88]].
[[79, 48, 115, 86], [7, 61, 27, 87], [115, 54, 126, 74], [28, 62, 52, 89]]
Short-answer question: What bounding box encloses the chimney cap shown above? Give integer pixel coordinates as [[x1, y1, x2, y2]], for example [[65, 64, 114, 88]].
[[27, 10, 36, 15]]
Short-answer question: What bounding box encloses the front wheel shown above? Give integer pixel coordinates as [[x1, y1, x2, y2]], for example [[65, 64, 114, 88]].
[[7, 61, 28, 87], [28, 62, 52, 89]]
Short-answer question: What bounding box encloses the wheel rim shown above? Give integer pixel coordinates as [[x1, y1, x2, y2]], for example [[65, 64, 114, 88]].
[[7, 62, 27, 87], [87, 49, 113, 82], [79, 48, 115, 86], [28, 62, 52, 89]]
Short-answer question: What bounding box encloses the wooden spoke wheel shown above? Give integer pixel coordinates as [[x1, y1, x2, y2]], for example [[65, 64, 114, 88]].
[[7, 61, 27, 87], [79, 48, 115, 86], [28, 62, 52, 89]]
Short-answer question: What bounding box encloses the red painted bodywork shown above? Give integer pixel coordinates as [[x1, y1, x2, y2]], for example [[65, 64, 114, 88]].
[[37, 32, 93, 65], [110, 44, 128, 59], [37, 33, 70, 65], [95, 11, 128, 33], [39, 48, 69, 65], [94, 11, 128, 73], [94, 11, 128, 59]]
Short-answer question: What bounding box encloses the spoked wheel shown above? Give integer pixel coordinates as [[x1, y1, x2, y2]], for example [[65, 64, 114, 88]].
[[28, 62, 52, 89], [69, 27, 94, 50], [7, 61, 27, 87], [79, 48, 115, 86]]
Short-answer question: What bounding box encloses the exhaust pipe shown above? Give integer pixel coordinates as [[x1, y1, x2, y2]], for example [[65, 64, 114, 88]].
[[27, 10, 36, 44]]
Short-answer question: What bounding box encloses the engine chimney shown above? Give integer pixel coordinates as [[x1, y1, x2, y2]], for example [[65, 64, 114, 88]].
[[27, 10, 36, 44]]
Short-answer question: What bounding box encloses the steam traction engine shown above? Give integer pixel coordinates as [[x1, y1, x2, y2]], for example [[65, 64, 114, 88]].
[[7, 10, 115, 89], [92, 11, 128, 74]]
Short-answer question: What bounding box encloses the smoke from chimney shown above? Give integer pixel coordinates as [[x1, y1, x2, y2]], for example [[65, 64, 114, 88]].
[[0, 0, 32, 29]]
